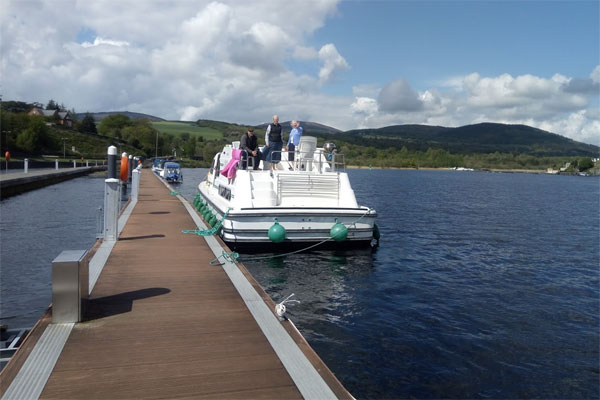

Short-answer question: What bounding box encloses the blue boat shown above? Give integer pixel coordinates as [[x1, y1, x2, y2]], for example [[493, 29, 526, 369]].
[[162, 162, 183, 183], [151, 158, 166, 175]]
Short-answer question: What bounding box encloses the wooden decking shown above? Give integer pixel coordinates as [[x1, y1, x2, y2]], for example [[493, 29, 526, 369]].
[[39, 171, 304, 399]]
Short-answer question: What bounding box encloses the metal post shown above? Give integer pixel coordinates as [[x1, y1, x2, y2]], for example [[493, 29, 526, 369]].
[[55, 159, 59, 170], [96, 206, 103, 238], [103, 178, 120, 241], [132, 169, 140, 200], [86, 160, 89, 167], [72, 160, 76, 168], [107, 146, 117, 179], [24, 158, 28, 174], [52, 250, 88, 323], [332, 152, 336, 172], [128, 155, 133, 182]]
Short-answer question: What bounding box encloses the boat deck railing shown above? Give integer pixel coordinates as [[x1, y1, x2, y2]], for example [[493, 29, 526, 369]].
[[239, 149, 345, 173]]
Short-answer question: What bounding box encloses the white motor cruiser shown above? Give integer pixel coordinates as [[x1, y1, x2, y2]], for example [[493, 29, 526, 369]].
[[194, 137, 378, 251]]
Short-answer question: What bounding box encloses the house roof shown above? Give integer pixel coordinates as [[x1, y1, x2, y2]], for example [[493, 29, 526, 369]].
[[42, 109, 57, 117]]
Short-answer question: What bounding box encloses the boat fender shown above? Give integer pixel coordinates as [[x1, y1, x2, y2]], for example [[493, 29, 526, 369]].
[[208, 215, 217, 227], [120, 152, 128, 181], [330, 219, 348, 241], [373, 223, 381, 240], [268, 218, 286, 243]]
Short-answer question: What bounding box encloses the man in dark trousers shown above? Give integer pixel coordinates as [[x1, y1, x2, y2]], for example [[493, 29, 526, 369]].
[[240, 128, 261, 170]]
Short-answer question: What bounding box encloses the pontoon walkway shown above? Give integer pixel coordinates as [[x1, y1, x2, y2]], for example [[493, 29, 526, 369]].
[[0, 171, 350, 399]]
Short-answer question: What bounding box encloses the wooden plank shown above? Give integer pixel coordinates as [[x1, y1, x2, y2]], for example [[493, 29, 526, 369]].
[[39, 171, 303, 399]]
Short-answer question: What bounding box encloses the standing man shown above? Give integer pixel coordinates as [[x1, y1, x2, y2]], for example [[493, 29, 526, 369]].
[[240, 128, 260, 170], [286, 120, 303, 170], [264, 115, 283, 171]]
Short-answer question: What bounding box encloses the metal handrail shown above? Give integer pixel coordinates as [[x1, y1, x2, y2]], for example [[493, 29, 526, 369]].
[[237, 149, 264, 170]]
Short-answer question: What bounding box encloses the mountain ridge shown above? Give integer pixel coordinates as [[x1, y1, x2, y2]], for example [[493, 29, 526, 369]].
[[74, 110, 597, 156]]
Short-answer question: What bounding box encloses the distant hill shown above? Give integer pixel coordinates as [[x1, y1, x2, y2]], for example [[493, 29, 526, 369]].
[[338, 123, 599, 157], [255, 121, 341, 135], [76, 111, 165, 122]]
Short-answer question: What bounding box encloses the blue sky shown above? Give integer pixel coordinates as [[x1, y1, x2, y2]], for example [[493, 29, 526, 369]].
[[1, 0, 599, 144], [308, 1, 599, 94]]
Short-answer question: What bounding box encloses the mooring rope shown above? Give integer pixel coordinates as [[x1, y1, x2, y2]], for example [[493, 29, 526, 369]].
[[182, 208, 232, 236]]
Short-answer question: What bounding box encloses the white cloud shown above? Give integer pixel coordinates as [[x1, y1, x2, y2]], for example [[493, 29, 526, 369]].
[[0, 1, 597, 146], [293, 46, 318, 60], [80, 37, 129, 48], [591, 65, 600, 84], [351, 97, 378, 115], [317, 43, 349, 85], [378, 79, 423, 112], [1, 0, 344, 124], [353, 68, 600, 145]]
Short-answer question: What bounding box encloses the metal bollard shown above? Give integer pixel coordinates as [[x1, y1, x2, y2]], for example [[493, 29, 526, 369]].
[[103, 178, 120, 241], [86, 160, 89, 167], [55, 159, 59, 170], [52, 250, 89, 323], [24, 158, 28, 173], [72, 160, 76, 168], [128, 155, 133, 182], [107, 146, 117, 179], [132, 169, 140, 200]]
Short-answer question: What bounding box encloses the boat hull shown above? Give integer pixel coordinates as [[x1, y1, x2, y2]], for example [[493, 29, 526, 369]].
[[196, 188, 377, 251]]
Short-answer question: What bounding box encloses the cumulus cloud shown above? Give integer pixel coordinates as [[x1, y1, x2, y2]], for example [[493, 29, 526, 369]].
[[293, 46, 318, 60], [1, 0, 343, 125], [352, 67, 600, 145], [378, 79, 423, 112], [591, 65, 600, 84], [0, 1, 597, 145], [318, 44, 349, 84], [80, 37, 129, 48]]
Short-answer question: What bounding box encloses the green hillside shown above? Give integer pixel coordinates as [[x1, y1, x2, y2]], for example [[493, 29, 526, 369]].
[[340, 123, 598, 157], [76, 111, 165, 122], [152, 121, 222, 140], [2, 99, 597, 170]]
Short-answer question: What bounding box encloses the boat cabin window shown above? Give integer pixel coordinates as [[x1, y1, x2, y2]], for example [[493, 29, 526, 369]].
[[218, 185, 231, 200]]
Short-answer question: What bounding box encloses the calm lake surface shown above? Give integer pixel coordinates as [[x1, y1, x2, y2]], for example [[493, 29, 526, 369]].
[[1, 169, 598, 399]]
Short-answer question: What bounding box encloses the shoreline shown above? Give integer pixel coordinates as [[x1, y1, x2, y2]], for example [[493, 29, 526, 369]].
[[346, 165, 547, 174]]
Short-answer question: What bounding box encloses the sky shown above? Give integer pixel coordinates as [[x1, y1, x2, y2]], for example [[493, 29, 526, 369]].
[[1, 0, 599, 145]]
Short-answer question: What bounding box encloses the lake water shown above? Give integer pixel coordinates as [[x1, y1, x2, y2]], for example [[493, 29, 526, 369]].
[[1, 169, 598, 399]]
